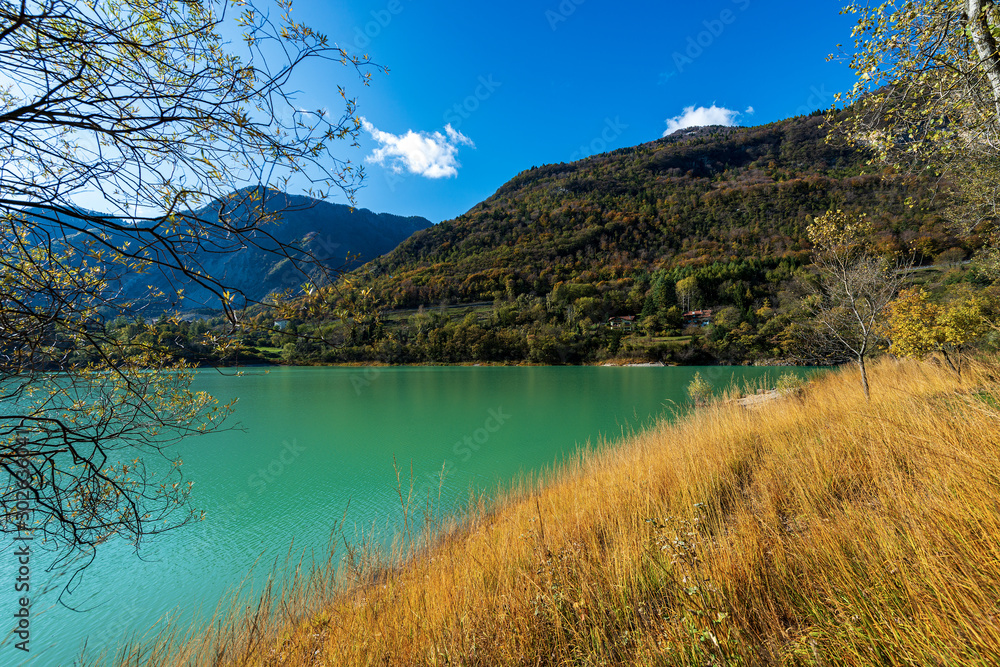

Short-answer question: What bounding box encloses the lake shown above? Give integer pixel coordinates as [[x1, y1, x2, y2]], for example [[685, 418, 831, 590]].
[[0, 365, 819, 665]]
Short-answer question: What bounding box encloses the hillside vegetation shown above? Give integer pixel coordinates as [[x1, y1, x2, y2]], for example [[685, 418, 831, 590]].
[[367, 115, 947, 308], [23, 187, 431, 312], [252, 115, 996, 366], [111, 115, 999, 368], [107, 356, 1000, 665]]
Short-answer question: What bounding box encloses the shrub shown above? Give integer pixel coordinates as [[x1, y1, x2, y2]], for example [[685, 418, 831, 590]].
[[687, 371, 713, 405], [775, 372, 806, 394]]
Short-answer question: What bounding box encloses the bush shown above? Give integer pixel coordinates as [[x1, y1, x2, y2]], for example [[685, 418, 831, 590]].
[[687, 371, 713, 405], [775, 372, 806, 394]]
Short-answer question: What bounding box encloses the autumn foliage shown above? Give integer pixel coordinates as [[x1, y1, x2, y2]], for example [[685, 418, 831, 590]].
[[884, 287, 992, 372]]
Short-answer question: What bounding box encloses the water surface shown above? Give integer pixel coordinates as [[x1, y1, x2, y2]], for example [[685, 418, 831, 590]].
[[0, 365, 817, 665]]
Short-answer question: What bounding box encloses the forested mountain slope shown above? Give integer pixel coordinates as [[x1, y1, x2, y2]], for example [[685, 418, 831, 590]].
[[362, 114, 952, 309], [248, 114, 988, 366]]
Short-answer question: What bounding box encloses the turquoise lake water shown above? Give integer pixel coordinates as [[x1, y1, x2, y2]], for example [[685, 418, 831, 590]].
[[0, 365, 821, 665]]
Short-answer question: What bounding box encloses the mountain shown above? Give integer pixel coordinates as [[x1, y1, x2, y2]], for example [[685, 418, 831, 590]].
[[248, 112, 971, 365], [23, 188, 432, 311], [358, 113, 952, 309], [124, 113, 972, 366]]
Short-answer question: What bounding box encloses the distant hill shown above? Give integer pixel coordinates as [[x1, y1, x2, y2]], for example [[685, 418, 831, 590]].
[[22, 188, 432, 311], [358, 113, 951, 308]]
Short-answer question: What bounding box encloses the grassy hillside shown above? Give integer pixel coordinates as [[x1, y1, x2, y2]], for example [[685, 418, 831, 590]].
[[104, 356, 1000, 665]]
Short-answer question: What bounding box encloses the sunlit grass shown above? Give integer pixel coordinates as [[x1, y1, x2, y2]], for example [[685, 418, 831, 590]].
[[101, 356, 1000, 665]]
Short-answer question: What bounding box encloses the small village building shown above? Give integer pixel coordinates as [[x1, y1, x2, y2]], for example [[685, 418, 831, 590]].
[[607, 315, 636, 331], [683, 309, 714, 327]]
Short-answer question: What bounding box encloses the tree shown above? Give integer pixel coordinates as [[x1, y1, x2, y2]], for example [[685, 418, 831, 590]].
[[935, 247, 968, 268], [676, 276, 700, 312], [642, 271, 677, 317], [804, 211, 906, 399], [0, 0, 380, 575], [662, 305, 684, 332], [836, 0, 1000, 163], [834, 0, 1000, 261], [884, 287, 991, 374]]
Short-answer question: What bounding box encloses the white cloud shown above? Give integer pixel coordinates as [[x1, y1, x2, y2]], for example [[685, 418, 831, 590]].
[[296, 107, 329, 118], [745, 105, 755, 115], [662, 104, 743, 136], [361, 118, 474, 179]]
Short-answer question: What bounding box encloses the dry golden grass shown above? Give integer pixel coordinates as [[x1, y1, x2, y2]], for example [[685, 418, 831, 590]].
[[105, 357, 1000, 666]]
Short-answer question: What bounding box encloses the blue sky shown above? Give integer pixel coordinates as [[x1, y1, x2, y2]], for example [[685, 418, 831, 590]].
[[285, 0, 858, 223]]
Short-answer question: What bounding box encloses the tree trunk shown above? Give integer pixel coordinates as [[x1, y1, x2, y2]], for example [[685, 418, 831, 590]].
[[942, 349, 964, 380], [968, 0, 1000, 123], [943, 351, 958, 374], [858, 354, 871, 401]]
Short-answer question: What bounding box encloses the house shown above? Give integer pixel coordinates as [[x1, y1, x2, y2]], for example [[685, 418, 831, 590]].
[[273, 319, 290, 330], [607, 315, 636, 331], [683, 309, 714, 328]]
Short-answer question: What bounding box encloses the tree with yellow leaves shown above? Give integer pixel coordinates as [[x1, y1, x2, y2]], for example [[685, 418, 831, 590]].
[[836, 1, 1000, 160], [804, 210, 906, 399], [885, 287, 992, 374], [834, 0, 1000, 268]]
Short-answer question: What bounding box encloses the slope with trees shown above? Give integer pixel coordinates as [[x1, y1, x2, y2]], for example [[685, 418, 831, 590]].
[[266, 112, 994, 367], [22, 188, 431, 312], [833, 0, 1000, 262], [361, 114, 946, 310]]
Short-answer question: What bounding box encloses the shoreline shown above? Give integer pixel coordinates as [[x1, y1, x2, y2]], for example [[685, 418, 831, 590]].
[[213, 359, 826, 370]]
